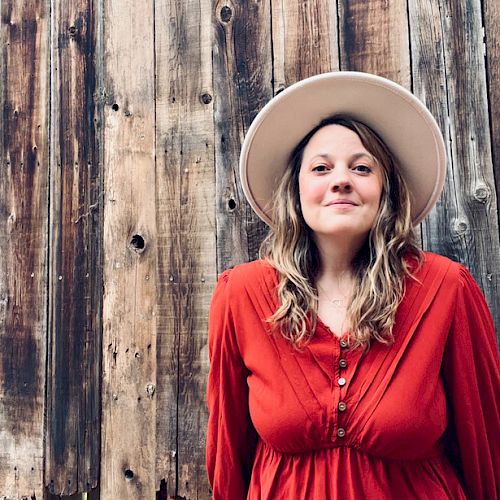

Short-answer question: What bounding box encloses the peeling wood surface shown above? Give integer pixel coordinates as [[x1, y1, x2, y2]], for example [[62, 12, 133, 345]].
[[154, 0, 216, 497], [46, 0, 102, 494], [100, 0, 157, 497], [0, 1, 48, 498]]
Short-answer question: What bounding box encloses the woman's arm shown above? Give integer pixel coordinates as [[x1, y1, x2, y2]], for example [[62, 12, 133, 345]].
[[206, 270, 258, 499], [441, 265, 500, 499]]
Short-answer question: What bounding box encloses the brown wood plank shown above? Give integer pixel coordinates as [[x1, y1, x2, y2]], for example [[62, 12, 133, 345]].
[[409, 0, 500, 333], [338, 0, 410, 84], [271, 0, 339, 89], [213, 0, 272, 273], [45, 0, 102, 494], [154, 0, 217, 497], [100, 0, 157, 497], [483, 0, 500, 234], [0, 1, 49, 498]]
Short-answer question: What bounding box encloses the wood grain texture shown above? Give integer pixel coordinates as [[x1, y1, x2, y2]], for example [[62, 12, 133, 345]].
[[101, 0, 157, 497], [213, 0, 271, 273], [0, 1, 48, 498], [338, 0, 410, 84], [154, 0, 216, 497], [410, 0, 500, 334], [483, 0, 500, 233], [271, 0, 339, 90], [46, 0, 102, 494]]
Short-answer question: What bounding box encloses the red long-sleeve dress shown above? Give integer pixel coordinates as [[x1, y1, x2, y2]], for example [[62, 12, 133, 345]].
[[206, 252, 500, 499]]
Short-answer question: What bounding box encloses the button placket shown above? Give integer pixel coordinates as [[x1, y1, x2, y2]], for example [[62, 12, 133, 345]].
[[336, 338, 349, 438]]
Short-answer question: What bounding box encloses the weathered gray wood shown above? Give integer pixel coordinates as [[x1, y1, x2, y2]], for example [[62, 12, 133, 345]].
[[213, 0, 272, 273], [154, 0, 217, 497], [100, 0, 158, 497], [45, 0, 102, 494], [483, 0, 500, 234], [410, 0, 500, 334], [0, 1, 48, 498]]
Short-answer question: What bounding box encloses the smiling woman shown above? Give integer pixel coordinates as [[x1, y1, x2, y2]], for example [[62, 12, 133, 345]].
[[206, 72, 500, 500]]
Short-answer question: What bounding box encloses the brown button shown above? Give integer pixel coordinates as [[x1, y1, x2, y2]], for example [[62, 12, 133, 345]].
[[338, 377, 346, 387], [338, 401, 347, 412], [337, 427, 346, 437], [339, 339, 348, 348], [339, 358, 347, 369]]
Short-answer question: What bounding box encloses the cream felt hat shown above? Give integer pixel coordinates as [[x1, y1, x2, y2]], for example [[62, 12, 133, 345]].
[[239, 71, 446, 227]]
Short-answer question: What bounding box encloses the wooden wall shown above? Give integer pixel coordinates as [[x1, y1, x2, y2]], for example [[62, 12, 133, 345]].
[[0, 0, 498, 498]]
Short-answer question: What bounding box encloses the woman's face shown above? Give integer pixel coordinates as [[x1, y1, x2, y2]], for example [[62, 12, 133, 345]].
[[298, 124, 384, 243]]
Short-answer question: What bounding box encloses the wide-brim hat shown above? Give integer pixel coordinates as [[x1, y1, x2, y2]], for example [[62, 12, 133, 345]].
[[239, 71, 446, 227]]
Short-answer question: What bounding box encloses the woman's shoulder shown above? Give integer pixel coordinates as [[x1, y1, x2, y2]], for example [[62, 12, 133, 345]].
[[216, 259, 278, 291], [419, 251, 480, 289]]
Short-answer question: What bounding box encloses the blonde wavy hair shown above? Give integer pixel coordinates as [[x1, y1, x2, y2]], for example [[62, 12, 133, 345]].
[[260, 115, 423, 349]]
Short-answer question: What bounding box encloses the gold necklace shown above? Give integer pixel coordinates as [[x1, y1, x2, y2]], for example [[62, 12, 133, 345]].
[[317, 282, 350, 308]]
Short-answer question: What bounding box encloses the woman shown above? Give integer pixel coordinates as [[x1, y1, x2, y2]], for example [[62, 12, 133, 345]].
[[206, 72, 499, 499]]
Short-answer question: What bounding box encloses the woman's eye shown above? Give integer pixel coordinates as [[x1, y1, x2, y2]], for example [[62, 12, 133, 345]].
[[353, 164, 372, 173], [312, 164, 329, 172]]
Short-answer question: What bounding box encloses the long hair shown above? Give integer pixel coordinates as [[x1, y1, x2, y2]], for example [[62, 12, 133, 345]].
[[260, 114, 423, 349]]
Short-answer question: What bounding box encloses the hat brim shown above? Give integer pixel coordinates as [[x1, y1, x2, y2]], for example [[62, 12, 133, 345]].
[[239, 71, 446, 227]]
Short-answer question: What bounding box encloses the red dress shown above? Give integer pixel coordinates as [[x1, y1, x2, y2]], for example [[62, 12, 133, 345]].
[[206, 252, 500, 499]]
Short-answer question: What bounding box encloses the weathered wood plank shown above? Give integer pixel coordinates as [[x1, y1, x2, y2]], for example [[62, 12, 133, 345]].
[[45, 0, 101, 494], [338, 0, 410, 84], [483, 0, 500, 233], [101, 0, 157, 497], [410, 0, 500, 333], [154, 0, 216, 497], [0, 1, 48, 498], [213, 0, 272, 273], [271, 0, 339, 90]]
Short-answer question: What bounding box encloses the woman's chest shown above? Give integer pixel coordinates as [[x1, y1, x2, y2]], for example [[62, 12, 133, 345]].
[[244, 322, 449, 459]]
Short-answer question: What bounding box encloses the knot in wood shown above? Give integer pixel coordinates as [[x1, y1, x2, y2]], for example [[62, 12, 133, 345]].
[[220, 5, 232, 23], [453, 218, 468, 235], [473, 184, 489, 203], [68, 25, 77, 37]]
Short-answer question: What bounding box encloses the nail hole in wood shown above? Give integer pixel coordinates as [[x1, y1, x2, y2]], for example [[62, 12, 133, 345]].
[[68, 26, 77, 36], [112, 103, 119, 111], [124, 469, 134, 480], [220, 5, 232, 22], [129, 234, 145, 252], [201, 92, 212, 104], [228, 199, 236, 210]]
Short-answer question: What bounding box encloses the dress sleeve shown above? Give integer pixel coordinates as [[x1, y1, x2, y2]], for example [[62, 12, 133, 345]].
[[206, 270, 258, 499], [441, 265, 500, 500]]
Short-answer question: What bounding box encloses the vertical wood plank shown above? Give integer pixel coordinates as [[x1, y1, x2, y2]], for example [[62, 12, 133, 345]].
[[154, 0, 217, 497], [483, 0, 500, 231], [101, 0, 157, 497], [213, 0, 272, 273], [271, 0, 339, 90], [0, 1, 48, 498], [409, 0, 500, 332], [46, 0, 102, 494], [338, 0, 410, 84]]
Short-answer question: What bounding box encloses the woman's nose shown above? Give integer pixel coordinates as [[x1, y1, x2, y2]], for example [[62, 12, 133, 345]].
[[329, 167, 352, 192]]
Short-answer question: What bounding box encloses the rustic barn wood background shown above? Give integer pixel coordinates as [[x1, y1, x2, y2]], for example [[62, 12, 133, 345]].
[[0, 0, 498, 498]]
